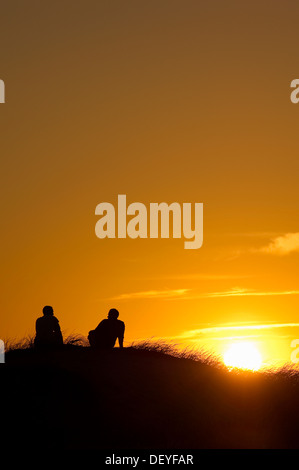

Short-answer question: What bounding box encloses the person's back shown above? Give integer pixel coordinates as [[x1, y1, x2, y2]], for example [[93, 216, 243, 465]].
[[88, 308, 125, 349], [34, 306, 63, 349]]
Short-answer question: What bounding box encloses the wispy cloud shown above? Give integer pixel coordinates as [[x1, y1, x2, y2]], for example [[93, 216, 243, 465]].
[[195, 287, 299, 299], [112, 288, 190, 300], [126, 273, 250, 281], [178, 322, 299, 339], [138, 323, 299, 346], [162, 274, 250, 281], [111, 287, 299, 301], [260, 232, 299, 255]]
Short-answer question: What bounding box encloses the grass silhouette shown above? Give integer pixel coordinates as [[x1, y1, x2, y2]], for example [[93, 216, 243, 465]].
[[1, 338, 299, 449]]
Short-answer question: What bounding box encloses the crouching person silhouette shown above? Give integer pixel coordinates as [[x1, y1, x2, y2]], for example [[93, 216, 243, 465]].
[[88, 308, 125, 349], [34, 305, 63, 349]]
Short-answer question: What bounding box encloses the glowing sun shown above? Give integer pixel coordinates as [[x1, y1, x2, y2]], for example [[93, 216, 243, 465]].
[[223, 342, 262, 371]]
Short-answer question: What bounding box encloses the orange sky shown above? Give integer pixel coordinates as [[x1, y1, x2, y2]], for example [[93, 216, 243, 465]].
[[1, 1, 299, 367]]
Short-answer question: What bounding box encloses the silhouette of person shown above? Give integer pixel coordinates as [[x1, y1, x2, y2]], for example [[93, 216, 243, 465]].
[[88, 308, 125, 349], [34, 305, 63, 349]]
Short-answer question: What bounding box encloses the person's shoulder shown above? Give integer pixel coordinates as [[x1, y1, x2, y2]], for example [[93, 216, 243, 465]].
[[52, 316, 60, 323], [117, 319, 125, 326]]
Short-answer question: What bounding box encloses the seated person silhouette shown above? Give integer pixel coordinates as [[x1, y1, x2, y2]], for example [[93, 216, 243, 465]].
[[88, 308, 125, 349], [34, 305, 63, 349]]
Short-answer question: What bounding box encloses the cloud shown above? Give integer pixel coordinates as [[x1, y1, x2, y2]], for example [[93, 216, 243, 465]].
[[140, 322, 299, 346], [111, 287, 299, 301], [260, 232, 299, 255], [112, 288, 190, 300], [163, 274, 250, 281], [178, 322, 299, 340], [195, 287, 299, 299]]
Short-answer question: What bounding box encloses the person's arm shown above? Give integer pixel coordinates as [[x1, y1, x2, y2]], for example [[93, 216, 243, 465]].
[[95, 320, 105, 332], [118, 322, 125, 348], [35, 318, 41, 335], [53, 318, 63, 344]]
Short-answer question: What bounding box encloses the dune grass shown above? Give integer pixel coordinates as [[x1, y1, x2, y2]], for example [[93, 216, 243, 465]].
[[130, 338, 224, 368], [4, 332, 89, 351], [5, 333, 299, 377], [4, 330, 299, 404], [2, 335, 299, 449]]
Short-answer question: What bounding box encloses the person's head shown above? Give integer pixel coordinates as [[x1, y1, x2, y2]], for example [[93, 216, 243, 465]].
[[108, 308, 119, 320], [43, 305, 54, 316]]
